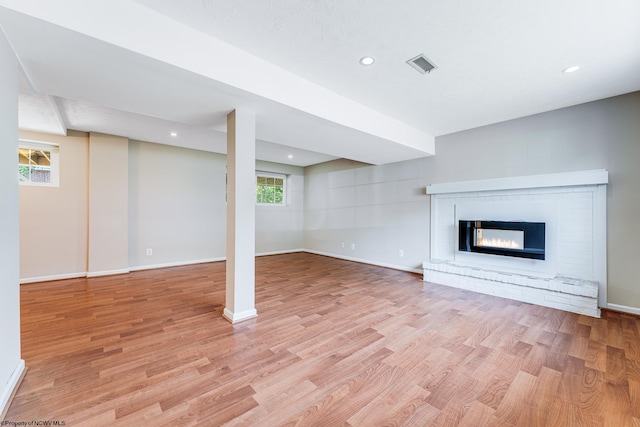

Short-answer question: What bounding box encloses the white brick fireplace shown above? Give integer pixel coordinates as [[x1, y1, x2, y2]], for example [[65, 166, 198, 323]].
[[424, 170, 608, 317]]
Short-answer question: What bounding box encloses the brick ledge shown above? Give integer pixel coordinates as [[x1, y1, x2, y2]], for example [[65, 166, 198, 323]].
[[423, 259, 600, 317]]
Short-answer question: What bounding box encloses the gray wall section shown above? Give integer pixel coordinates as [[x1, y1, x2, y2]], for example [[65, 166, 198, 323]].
[[432, 92, 640, 306], [304, 158, 430, 272], [305, 92, 640, 308], [128, 140, 228, 268], [256, 160, 305, 253], [127, 141, 305, 269], [19, 138, 304, 278]]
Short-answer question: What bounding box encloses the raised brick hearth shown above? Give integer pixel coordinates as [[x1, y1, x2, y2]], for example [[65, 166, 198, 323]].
[[424, 170, 608, 317], [423, 259, 600, 317]]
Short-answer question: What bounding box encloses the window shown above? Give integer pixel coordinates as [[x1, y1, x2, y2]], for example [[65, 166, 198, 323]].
[[18, 141, 59, 186], [256, 172, 286, 205]]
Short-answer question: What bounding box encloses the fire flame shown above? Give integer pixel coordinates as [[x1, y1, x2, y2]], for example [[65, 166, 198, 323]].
[[477, 237, 522, 250]]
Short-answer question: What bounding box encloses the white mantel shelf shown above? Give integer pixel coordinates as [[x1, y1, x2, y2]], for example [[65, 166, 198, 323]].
[[427, 169, 608, 195]]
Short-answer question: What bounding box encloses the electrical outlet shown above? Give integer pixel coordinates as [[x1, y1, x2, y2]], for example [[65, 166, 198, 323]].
[[399, 249, 404, 257], [351, 243, 355, 250], [146, 248, 152, 256], [341, 242, 345, 248]]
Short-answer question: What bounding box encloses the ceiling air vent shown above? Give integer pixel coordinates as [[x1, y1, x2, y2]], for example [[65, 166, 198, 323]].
[[407, 54, 436, 74]]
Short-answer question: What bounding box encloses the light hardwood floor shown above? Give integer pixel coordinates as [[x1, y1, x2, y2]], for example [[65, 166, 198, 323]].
[[6, 253, 640, 426]]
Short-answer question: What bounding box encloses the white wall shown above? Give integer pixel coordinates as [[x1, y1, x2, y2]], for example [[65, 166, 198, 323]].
[[19, 130, 89, 282], [0, 27, 24, 415], [19, 137, 304, 278], [304, 92, 640, 309], [304, 158, 429, 272], [128, 140, 227, 269], [256, 160, 304, 254], [88, 133, 129, 275], [127, 142, 305, 270]]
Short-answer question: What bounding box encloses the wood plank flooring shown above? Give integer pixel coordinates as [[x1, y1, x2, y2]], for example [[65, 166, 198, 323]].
[[6, 253, 640, 426]]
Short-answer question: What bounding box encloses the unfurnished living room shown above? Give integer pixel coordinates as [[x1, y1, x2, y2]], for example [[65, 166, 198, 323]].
[[1, 1, 640, 426]]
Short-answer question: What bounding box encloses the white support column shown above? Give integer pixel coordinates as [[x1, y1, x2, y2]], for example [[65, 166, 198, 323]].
[[223, 109, 258, 323], [0, 27, 26, 416]]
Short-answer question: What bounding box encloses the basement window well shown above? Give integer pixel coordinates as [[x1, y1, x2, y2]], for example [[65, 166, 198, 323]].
[[18, 141, 59, 187], [256, 172, 286, 205]]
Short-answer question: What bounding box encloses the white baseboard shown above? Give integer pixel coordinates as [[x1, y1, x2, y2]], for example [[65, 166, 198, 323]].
[[86, 268, 130, 278], [303, 250, 423, 274], [223, 307, 258, 323], [21, 268, 132, 283], [606, 303, 640, 316], [129, 257, 225, 272], [20, 272, 86, 284], [256, 249, 304, 257], [20, 250, 422, 284], [130, 250, 303, 272], [0, 359, 25, 419]]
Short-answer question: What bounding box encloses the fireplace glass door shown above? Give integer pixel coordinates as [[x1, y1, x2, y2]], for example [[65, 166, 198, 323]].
[[459, 220, 545, 260]]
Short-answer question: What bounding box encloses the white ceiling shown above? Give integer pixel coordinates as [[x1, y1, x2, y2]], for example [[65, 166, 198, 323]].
[[2, 0, 639, 166]]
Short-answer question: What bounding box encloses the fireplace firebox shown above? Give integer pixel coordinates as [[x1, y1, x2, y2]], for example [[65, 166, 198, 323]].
[[458, 220, 545, 260]]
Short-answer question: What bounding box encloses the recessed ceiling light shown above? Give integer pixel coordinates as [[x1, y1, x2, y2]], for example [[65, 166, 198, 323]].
[[359, 56, 375, 66], [562, 65, 581, 74], [170, 132, 178, 137], [287, 154, 293, 159]]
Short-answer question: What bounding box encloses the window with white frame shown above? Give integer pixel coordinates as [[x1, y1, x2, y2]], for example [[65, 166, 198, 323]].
[[256, 172, 286, 205], [18, 141, 60, 186]]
